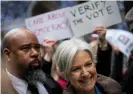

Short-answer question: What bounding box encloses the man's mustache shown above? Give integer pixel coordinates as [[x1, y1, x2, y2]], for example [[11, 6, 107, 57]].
[[30, 58, 41, 64]]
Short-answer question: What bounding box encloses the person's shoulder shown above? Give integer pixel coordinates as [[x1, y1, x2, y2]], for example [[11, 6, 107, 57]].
[[1, 69, 18, 94], [97, 74, 119, 84], [63, 83, 75, 94], [97, 74, 122, 94]]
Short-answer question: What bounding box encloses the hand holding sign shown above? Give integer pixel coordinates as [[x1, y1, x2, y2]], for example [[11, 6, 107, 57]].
[[93, 25, 108, 50], [93, 25, 106, 41], [43, 39, 57, 47], [42, 39, 57, 62]]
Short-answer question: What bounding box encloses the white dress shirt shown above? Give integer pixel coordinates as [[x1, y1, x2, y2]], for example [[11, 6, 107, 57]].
[[6, 69, 48, 94]]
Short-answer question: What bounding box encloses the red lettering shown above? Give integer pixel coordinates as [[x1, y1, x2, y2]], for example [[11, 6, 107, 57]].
[[33, 17, 44, 25], [47, 12, 66, 20], [60, 21, 68, 29], [33, 30, 39, 36], [57, 23, 62, 29], [33, 21, 68, 36]]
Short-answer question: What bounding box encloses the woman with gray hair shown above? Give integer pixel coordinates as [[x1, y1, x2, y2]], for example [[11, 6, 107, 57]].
[[53, 38, 121, 94]]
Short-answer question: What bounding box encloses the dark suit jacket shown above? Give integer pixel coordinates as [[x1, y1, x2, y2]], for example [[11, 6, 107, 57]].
[[41, 59, 63, 94]]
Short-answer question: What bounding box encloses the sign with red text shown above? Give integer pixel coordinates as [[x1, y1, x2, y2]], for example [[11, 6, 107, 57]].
[[106, 29, 133, 57], [25, 7, 73, 43], [67, 1, 122, 37]]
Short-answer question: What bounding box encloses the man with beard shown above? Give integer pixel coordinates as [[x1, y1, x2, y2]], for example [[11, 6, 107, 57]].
[[2, 28, 62, 94]]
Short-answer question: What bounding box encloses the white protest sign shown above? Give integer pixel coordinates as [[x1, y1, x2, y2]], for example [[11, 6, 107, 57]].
[[106, 29, 133, 57], [25, 7, 73, 44], [67, 1, 122, 37], [106, 29, 117, 46]]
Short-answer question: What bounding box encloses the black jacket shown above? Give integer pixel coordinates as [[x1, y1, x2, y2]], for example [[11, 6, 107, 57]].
[[44, 74, 62, 94], [96, 44, 112, 76], [42, 59, 52, 75], [41, 59, 62, 94], [122, 62, 133, 94]]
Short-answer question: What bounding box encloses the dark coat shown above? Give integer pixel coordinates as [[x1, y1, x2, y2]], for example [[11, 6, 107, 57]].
[[42, 59, 52, 75], [43, 74, 63, 94], [121, 62, 133, 94], [63, 74, 121, 94], [96, 44, 112, 76], [41, 59, 62, 94]]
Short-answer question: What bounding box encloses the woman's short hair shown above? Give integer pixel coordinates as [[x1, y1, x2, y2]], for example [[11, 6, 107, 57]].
[[53, 38, 96, 81]]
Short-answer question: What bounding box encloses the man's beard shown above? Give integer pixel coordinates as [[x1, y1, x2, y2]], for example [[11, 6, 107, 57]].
[[23, 64, 46, 85]]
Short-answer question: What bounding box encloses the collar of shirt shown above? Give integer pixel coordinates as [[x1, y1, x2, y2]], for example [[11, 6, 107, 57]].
[[6, 69, 28, 94], [95, 85, 102, 94], [6, 69, 49, 94]]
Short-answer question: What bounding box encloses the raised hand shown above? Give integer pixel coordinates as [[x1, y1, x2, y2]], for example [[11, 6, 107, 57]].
[[42, 39, 57, 61]]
